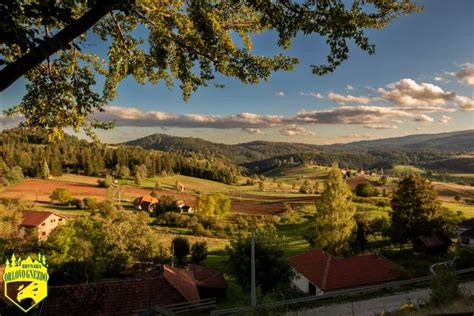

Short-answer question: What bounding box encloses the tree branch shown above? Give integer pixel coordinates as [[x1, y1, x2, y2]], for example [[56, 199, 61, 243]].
[[0, 1, 116, 92]]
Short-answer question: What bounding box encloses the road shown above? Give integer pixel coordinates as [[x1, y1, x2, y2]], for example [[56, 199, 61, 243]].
[[286, 281, 474, 316]]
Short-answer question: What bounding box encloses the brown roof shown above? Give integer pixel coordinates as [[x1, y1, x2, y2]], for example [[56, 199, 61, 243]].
[[21, 210, 64, 227], [163, 265, 200, 302], [40, 268, 200, 316], [188, 264, 227, 289], [415, 233, 452, 247], [459, 218, 474, 229], [346, 176, 370, 191], [289, 248, 400, 291], [460, 228, 474, 238]]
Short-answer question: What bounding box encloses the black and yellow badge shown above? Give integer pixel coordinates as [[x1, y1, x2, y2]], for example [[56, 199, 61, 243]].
[[3, 254, 49, 313]]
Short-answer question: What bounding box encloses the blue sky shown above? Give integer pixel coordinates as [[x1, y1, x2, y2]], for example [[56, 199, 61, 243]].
[[1, 0, 473, 144]]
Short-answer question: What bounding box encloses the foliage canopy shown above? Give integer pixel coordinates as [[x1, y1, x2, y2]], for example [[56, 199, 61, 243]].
[[0, 0, 419, 139]]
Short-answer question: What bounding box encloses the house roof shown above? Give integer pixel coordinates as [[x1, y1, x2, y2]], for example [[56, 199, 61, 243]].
[[460, 228, 474, 238], [188, 264, 227, 289], [163, 265, 201, 302], [289, 248, 400, 291], [40, 276, 190, 316], [346, 176, 370, 190], [21, 210, 64, 227], [459, 218, 474, 229], [133, 195, 159, 206], [415, 233, 452, 247]]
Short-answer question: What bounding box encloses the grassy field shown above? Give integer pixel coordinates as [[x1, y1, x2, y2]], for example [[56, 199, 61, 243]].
[[391, 165, 424, 174]]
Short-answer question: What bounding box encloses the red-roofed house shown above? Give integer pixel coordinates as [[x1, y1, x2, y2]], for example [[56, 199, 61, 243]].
[[289, 248, 400, 295], [21, 210, 66, 241], [38, 265, 204, 316], [133, 195, 159, 212], [458, 218, 474, 248], [413, 233, 452, 255], [189, 264, 227, 299]]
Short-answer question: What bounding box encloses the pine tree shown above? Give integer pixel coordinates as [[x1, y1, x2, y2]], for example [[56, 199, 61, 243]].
[[305, 165, 356, 255]]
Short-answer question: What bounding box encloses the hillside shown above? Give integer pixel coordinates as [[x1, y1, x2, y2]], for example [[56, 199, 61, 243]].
[[124, 130, 474, 171], [340, 130, 474, 151]]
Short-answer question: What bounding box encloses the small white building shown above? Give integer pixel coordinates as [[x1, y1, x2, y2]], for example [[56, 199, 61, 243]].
[[457, 218, 474, 248], [289, 248, 400, 295], [21, 211, 66, 241]]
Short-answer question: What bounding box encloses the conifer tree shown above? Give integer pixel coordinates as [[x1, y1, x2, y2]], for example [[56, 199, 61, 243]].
[[42, 161, 50, 179]]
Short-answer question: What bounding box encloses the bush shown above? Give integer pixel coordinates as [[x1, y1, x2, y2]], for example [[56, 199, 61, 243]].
[[70, 198, 85, 209], [192, 223, 213, 237], [50, 188, 73, 205], [172, 237, 190, 265], [3, 166, 24, 186], [155, 212, 191, 228], [191, 241, 208, 264], [83, 197, 98, 210], [429, 266, 461, 307], [97, 175, 113, 188], [355, 182, 378, 197]]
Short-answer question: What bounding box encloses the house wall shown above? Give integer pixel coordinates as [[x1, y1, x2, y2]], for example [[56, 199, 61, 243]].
[[291, 271, 323, 296], [37, 214, 66, 241]]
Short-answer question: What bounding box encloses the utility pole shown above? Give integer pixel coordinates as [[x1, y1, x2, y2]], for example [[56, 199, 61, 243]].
[[251, 232, 256, 307], [171, 243, 175, 268]]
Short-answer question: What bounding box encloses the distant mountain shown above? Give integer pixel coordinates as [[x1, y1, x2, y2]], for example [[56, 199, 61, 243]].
[[339, 130, 474, 151], [124, 130, 474, 163]]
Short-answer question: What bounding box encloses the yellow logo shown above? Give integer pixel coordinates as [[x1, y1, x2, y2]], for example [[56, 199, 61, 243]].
[[3, 254, 49, 313]]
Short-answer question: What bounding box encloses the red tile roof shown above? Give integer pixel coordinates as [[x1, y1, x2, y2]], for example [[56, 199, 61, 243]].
[[40, 273, 198, 316], [289, 248, 400, 291], [163, 265, 200, 302], [21, 210, 64, 227], [188, 264, 227, 289]]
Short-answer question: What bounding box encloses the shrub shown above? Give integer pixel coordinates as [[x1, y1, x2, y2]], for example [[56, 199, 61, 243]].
[[3, 166, 24, 186], [50, 188, 73, 205], [355, 182, 378, 197], [83, 197, 98, 210], [97, 174, 114, 188], [155, 212, 191, 228], [172, 237, 190, 265], [191, 241, 208, 264], [429, 266, 461, 307], [70, 198, 85, 209], [192, 223, 213, 237]]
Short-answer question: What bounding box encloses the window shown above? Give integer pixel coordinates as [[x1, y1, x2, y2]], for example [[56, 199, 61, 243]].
[[41, 232, 46, 236], [41, 222, 46, 226]]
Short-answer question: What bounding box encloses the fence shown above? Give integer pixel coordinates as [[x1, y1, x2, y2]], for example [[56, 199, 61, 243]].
[[210, 267, 474, 316]]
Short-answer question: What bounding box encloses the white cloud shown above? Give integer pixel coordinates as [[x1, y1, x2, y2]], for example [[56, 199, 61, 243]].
[[378, 79, 455, 110], [275, 91, 286, 97], [364, 124, 399, 130], [327, 92, 370, 104], [434, 76, 444, 82], [279, 125, 316, 137], [346, 84, 354, 91], [456, 95, 474, 111], [456, 63, 474, 85], [438, 115, 451, 125], [300, 91, 324, 99], [413, 114, 434, 123], [243, 128, 265, 135]]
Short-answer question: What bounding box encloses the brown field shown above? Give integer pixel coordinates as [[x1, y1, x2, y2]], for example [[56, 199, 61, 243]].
[[0, 178, 195, 204], [433, 181, 474, 201], [229, 192, 316, 215]]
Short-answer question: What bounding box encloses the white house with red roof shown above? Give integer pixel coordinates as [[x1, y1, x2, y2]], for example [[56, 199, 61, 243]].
[[289, 248, 400, 295]]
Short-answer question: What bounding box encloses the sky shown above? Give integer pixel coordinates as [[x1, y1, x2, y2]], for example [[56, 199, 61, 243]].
[[1, 0, 473, 144]]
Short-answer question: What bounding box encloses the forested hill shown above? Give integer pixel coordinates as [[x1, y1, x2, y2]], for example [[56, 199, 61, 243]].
[[340, 130, 474, 151], [124, 130, 474, 173], [124, 130, 474, 162]]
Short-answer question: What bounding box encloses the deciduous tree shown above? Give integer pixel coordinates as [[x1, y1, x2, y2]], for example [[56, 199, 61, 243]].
[[1, 1, 418, 139], [305, 165, 356, 255]]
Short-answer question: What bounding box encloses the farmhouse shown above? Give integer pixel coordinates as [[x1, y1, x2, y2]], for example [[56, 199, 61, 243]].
[[21, 211, 66, 241], [289, 248, 400, 295], [39, 265, 223, 315], [458, 218, 474, 248], [413, 233, 452, 255], [133, 195, 159, 212], [176, 200, 194, 213]]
